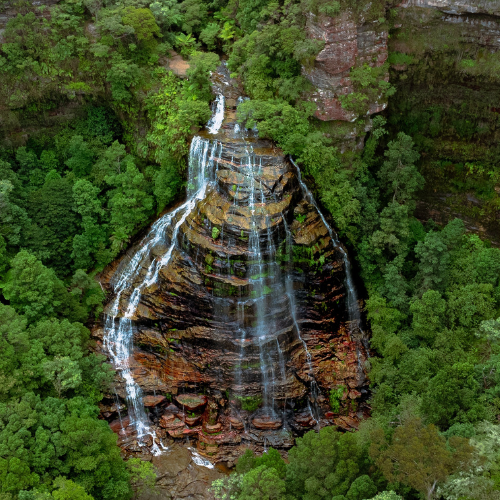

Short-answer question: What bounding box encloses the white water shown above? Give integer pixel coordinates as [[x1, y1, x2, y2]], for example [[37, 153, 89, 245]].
[[103, 99, 223, 461], [207, 94, 225, 134], [290, 158, 368, 351]]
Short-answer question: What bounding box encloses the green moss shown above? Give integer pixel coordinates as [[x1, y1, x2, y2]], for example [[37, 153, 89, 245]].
[[235, 394, 263, 412]]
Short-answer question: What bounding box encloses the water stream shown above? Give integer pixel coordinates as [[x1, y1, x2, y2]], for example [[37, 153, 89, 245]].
[[103, 105, 223, 457]]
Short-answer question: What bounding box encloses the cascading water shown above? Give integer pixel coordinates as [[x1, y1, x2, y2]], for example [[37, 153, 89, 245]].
[[207, 94, 225, 134], [103, 97, 224, 456], [290, 157, 369, 356], [101, 73, 368, 463]]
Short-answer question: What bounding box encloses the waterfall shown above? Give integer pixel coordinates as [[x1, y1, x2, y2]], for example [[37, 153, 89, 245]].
[[207, 94, 225, 134], [282, 216, 320, 421], [103, 84, 366, 461], [289, 158, 368, 349], [103, 97, 224, 456]]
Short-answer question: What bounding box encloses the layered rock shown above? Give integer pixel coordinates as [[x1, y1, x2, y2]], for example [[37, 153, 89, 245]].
[[95, 65, 369, 463], [302, 11, 388, 121], [395, 0, 500, 16], [387, 2, 500, 243]]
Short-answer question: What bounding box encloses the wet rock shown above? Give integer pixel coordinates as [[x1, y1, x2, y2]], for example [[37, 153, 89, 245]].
[[203, 422, 223, 434], [164, 404, 181, 414], [159, 413, 176, 428], [96, 62, 369, 465], [137, 444, 223, 500], [176, 394, 208, 412], [227, 416, 245, 430], [252, 415, 283, 430], [184, 415, 202, 426], [294, 413, 316, 428], [109, 416, 130, 434], [143, 395, 167, 407]]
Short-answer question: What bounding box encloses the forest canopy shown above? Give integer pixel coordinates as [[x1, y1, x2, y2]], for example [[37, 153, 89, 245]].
[[1, 0, 499, 498]]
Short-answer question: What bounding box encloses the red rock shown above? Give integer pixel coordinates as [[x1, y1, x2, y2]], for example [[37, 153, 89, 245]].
[[334, 416, 359, 431], [295, 413, 316, 427], [176, 394, 208, 411], [184, 415, 202, 426], [159, 413, 176, 428], [168, 427, 187, 438], [203, 422, 222, 434], [143, 395, 166, 407], [164, 404, 181, 414], [109, 416, 131, 434], [303, 11, 388, 122], [252, 415, 282, 430], [162, 417, 185, 431], [228, 416, 245, 430]]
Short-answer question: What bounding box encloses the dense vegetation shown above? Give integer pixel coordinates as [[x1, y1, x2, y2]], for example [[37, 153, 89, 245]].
[[0, 0, 499, 498]]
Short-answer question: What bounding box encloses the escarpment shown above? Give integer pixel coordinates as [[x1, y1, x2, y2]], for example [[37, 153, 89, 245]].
[[94, 66, 369, 464]]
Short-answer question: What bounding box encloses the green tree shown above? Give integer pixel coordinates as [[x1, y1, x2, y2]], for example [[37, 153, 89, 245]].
[[2, 251, 68, 323], [52, 478, 94, 500], [285, 427, 368, 499], [106, 159, 153, 255], [72, 180, 109, 270], [239, 466, 285, 500], [65, 136, 95, 178], [370, 419, 474, 500], [122, 7, 160, 42], [25, 176, 80, 275], [126, 459, 157, 498], [378, 132, 423, 205]]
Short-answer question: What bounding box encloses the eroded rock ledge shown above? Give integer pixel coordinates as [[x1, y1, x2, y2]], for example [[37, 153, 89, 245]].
[[94, 66, 369, 466]]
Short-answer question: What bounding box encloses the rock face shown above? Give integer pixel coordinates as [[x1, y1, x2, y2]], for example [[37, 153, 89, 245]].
[[95, 65, 369, 466], [394, 0, 500, 16], [302, 11, 388, 121], [387, 2, 500, 242], [135, 445, 223, 500], [0, 0, 60, 34]]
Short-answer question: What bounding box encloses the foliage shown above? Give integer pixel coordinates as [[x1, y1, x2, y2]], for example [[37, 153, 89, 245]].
[[370, 418, 474, 500]]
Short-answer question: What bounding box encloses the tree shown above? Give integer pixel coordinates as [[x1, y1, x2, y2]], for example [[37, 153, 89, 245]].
[[410, 290, 447, 345], [345, 475, 377, 500], [106, 54, 141, 102], [2, 251, 66, 323], [25, 176, 80, 274], [370, 418, 474, 500], [42, 357, 82, 398], [186, 51, 219, 101], [239, 466, 286, 500], [369, 493, 402, 500], [52, 477, 94, 500], [285, 427, 368, 499], [72, 180, 109, 270], [122, 8, 160, 42], [378, 132, 423, 205], [106, 159, 153, 255], [0, 178, 30, 247], [126, 459, 157, 498], [65, 136, 95, 178]]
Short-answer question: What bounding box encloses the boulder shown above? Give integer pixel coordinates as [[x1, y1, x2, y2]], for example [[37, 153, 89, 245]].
[[143, 395, 166, 407]]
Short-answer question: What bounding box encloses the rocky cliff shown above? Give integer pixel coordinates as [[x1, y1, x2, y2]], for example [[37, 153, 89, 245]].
[[303, 11, 389, 122], [94, 66, 369, 465], [387, 0, 500, 243]]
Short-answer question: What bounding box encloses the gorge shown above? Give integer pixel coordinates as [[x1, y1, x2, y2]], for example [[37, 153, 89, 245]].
[[1, 0, 500, 498]]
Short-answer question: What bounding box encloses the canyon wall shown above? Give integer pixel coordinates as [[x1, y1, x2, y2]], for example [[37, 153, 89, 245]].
[[94, 67, 369, 466]]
